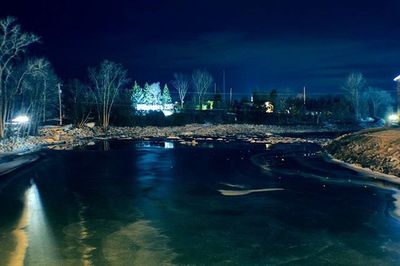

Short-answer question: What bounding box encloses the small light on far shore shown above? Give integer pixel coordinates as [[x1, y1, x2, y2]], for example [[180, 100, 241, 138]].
[[388, 114, 399, 123], [12, 115, 30, 124]]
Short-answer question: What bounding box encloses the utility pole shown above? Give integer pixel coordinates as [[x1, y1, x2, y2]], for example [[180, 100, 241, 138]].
[[57, 83, 63, 126], [398, 81, 400, 115], [397, 78, 400, 115], [223, 69, 226, 104], [393, 75, 400, 116]]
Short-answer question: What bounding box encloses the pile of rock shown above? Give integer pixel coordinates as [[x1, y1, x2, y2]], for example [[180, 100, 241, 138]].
[[0, 137, 44, 153], [102, 124, 339, 140], [0, 123, 342, 153], [326, 129, 400, 177]]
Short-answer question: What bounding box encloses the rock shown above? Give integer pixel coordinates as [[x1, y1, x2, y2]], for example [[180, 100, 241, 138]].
[[62, 124, 73, 131], [326, 129, 400, 177], [1, 123, 350, 154], [181, 131, 194, 136], [53, 134, 61, 141], [85, 122, 96, 128]]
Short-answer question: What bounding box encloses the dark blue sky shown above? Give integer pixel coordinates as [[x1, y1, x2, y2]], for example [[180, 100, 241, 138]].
[[2, 0, 400, 96]]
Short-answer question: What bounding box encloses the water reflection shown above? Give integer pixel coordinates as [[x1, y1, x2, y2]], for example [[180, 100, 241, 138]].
[[2, 141, 400, 265], [164, 141, 174, 149], [102, 140, 110, 151], [131, 143, 178, 263], [392, 192, 400, 219], [103, 220, 177, 265], [74, 194, 95, 266], [9, 180, 59, 266]]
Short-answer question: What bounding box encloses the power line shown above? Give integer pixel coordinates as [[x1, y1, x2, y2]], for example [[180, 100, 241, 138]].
[[165, 89, 400, 96]]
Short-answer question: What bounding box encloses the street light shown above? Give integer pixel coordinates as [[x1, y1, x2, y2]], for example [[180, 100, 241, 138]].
[[394, 75, 400, 116], [388, 113, 399, 123], [57, 83, 63, 125], [12, 115, 30, 124]]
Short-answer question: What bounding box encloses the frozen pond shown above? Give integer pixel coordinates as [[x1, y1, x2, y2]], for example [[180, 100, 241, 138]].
[[0, 140, 400, 265]]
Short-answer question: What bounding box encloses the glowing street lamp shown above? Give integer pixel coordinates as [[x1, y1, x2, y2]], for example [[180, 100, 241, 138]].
[[388, 113, 399, 123], [264, 101, 274, 113], [12, 115, 30, 124]]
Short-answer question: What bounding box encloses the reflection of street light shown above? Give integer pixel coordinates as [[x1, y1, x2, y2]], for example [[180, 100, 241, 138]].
[[12, 115, 30, 124]]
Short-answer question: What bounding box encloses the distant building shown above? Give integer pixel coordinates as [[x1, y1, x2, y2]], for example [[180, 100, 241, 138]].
[[198, 100, 214, 111], [264, 101, 274, 113], [136, 103, 174, 116]]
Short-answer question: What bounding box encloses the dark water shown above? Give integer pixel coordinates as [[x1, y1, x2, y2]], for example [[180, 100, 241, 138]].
[[1, 140, 400, 265]]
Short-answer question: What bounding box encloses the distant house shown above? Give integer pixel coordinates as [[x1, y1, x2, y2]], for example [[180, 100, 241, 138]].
[[136, 103, 174, 116], [264, 101, 274, 113]]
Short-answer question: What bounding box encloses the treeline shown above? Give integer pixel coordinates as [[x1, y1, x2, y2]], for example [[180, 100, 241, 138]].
[[0, 17, 395, 139], [234, 73, 393, 125], [0, 17, 57, 138]]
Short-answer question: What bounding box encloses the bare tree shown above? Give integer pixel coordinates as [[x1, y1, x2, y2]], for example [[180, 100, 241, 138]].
[[192, 69, 213, 109], [0, 17, 39, 138], [342, 72, 366, 121], [33, 59, 59, 123], [362, 87, 393, 118], [13, 58, 59, 136], [276, 88, 294, 113], [89, 60, 128, 129], [172, 73, 189, 108], [65, 79, 93, 127]]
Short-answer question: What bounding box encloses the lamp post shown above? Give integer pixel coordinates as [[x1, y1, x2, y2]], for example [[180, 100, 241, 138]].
[[394, 75, 400, 116], [57, 83, 63, 126], [397, 80, 400, 116]]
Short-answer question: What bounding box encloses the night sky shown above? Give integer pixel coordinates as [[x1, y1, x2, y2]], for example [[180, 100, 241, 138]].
[[2, 0, 400, 96]]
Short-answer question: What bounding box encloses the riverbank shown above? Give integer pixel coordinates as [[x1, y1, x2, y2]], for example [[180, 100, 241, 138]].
[[1, 124, 353, 153], [0, 153, 40, 176], [0, 123, 354, 176], [326, 128, 400, 177]]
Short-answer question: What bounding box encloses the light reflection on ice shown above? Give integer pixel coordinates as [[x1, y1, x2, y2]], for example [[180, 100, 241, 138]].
[[10, 180, 59, 266], [392, 192, 400, 219], [218, 188, 284, 196], [164, 142, 174, 149]]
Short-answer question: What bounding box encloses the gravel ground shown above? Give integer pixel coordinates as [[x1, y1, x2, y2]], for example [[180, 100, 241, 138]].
[[0, 123, 357, 177], [0, 123, 353, 153], [326, 128, 400, 177]]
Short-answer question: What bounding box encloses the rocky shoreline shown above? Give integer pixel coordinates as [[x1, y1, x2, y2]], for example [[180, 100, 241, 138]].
[[0, 123, 352, 153], [0, 123, 354, 177], [1, 124, 398, 179], [326, 128, 400, 177]]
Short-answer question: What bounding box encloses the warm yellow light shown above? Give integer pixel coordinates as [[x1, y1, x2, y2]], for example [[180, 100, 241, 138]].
[[264, 101, 274, 113]]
